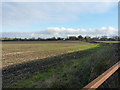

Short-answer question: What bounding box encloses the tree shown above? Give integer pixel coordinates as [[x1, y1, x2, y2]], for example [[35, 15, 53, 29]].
[[100, 36, 107, 41], [78, 35, 83, 41], [84, 36, 91, 42], [69, 36, 77, 40], [112, 36, 119, 41]]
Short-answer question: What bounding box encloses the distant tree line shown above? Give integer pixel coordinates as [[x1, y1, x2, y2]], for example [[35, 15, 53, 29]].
[[1, 35, 120, 42]]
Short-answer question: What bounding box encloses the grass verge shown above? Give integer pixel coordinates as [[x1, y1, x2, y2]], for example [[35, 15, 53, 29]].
[[95, 41, 120, 43]]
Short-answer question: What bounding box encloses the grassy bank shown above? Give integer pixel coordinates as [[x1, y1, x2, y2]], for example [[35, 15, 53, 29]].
[[95, 41, 120, 43], [8, 44, 119, 88]]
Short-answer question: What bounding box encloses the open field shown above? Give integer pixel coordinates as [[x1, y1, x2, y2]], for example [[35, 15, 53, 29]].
[[2, 41, 98, 68], [95, 41, 120, 43], [2, 41, 119, 88]]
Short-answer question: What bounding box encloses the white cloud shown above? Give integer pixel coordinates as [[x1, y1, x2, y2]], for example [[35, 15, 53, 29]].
[[2, 27, 118, 38], [42, 27, 118, 37], [2, 2, 116, 27]]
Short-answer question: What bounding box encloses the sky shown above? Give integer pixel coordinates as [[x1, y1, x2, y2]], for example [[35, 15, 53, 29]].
[[1, 2, 118, 38]]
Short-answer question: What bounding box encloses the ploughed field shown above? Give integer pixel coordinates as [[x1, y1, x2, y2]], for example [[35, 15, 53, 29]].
[[2, 41, 97, 68], [2, 41, 119, 88]]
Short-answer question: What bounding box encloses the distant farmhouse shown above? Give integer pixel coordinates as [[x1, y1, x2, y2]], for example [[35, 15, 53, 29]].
[[68, 36, 78, 40]]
